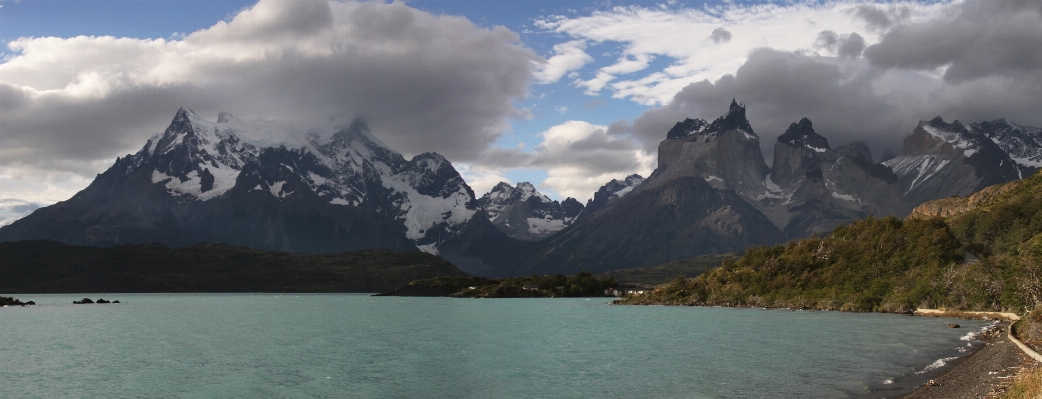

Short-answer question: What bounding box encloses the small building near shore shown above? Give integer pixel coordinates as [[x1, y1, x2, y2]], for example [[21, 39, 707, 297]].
[[605, 287, 649, 296]]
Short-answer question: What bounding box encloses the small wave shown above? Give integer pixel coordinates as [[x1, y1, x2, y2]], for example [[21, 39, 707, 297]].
[[916, 357, 959, 374], [883, 379, 894, 385]]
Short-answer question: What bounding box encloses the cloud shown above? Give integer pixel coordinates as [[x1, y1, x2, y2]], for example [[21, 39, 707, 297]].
[[612, 49, 933, 162], [709, 27, 732, 43], [850, 4, 913, 31], [814, 31, 865, 58], [529, 121, 654, 201], [864, 0, 1042, 84], [536, 1, 951, 106], [0, 0, 538, 203], [534, 40, 593, 84], [0, 199, 45, 227], [454, 163, 513, 198], [464, 121, 654, 201]]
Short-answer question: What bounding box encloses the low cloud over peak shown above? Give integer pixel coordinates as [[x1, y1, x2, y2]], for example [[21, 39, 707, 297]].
[[0, 0, 539, 202]]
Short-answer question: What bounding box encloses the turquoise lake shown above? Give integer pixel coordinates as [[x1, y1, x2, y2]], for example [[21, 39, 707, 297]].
[[1, 294, 991, 398]]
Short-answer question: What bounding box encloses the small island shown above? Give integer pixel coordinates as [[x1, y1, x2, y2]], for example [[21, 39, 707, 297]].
[[0, 296, 35, 306]]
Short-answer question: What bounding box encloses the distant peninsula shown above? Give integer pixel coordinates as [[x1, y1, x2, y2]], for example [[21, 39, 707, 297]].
[[0, 240, 464, 293], [376, 272, 622, 298]]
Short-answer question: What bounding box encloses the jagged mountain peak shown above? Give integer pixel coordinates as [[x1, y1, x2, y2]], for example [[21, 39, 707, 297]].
[[778, 117, 830, 151], [475, 181, 582, 241], [972, 119, 1042, 171], [718, 98, 750, 130], [582, 174, 645, 217], [665, 98, 755, 140], [326, 118, 384, 148], [666, 118, 710, 139]]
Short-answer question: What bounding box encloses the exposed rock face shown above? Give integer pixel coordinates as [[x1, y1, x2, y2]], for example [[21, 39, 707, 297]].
[[646, 99, 770, 197], [759, 119, 908, 237], [974, 119, 1042, 176], [443, 177, 787, 276], [0, 109, 479, 254], [581, 174, 645, 218], [476, 182, 583, 241], [442, 100, 787, 276], [908, 180, 1023, 219], [884, 117, 1022, 205]]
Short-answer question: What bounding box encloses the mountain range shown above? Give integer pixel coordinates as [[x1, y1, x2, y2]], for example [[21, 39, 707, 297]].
[[3, 101, 1040, 276]]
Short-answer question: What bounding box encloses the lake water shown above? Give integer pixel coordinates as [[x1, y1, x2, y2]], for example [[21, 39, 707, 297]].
[[1, 294, 991, 398]]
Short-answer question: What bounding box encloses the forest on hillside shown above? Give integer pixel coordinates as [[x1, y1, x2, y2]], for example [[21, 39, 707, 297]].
[[619, 173, 1042, 313]]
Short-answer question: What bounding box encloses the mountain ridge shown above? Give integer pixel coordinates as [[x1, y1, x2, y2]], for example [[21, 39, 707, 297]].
[[3, 104, 1041, 278]]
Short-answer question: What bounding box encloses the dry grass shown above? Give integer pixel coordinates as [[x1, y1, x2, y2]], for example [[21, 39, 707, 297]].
[[998, 365, 1042, 399]]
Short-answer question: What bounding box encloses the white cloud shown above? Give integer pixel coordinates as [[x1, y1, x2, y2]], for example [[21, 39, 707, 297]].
[[462, 120, 654, 201], [537, 1, 953, 106], [534, 40, 593, 84], [454, 163, 513, 198], [530, 121, 654, 201], [0, 199, 46, 228]]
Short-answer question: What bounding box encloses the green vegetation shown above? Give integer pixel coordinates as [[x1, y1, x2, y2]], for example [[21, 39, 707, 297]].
[[0, 240, 464, 293], [1013, 307, 1042, 352], [619, 172, 1042, 313], [598, 255, 731, 286], [378, 271, 619, 298]]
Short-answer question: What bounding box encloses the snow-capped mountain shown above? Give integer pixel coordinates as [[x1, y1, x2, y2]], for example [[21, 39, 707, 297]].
[[476, 182, 583, 241], [0, 109, 478, 254], [884, 117, 1022, 205], [974, 119, 1042, 175], [581, 174, 644, 217], [760, 118, 908, 236], [440, 101, 1042, 276]]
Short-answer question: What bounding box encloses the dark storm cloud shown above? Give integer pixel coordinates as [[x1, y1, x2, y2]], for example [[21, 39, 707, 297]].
[[609, 0, 1042, 165], [864, 0, 1042, 83], [0, 0, 539, 180], [709, 27, 732, 44], [814, 31, 865, 58], [851, 4, 912, 31]]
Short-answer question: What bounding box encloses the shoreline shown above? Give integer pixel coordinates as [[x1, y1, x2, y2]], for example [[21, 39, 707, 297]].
[[900, 321, 1038, 399]]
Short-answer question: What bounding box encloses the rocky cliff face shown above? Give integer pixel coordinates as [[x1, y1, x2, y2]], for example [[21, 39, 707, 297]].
[[646, 99, 770, 197], [758, 119, 908, 237], [0, 109, 478, 254], [476, 182, 583, 241], [580, 174, 645, 218], [974, 119, 1042, 177], [442, 100, 788, 276], [907, 180, 1023, 220], [448, 101, 1039, 276]]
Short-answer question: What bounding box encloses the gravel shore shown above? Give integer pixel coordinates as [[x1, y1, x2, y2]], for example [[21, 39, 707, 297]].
[[901, 322, 1037, 399]]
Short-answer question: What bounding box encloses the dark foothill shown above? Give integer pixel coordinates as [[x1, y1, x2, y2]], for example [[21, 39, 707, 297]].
[[96, 298, 111, 304], [112, 300, 120, 303], [73, 298, 95, 304], [947, 323, 961, 328]]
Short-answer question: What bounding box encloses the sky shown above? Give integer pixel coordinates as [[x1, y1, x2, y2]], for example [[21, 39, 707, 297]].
[[2, 0, 1042, 226]]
